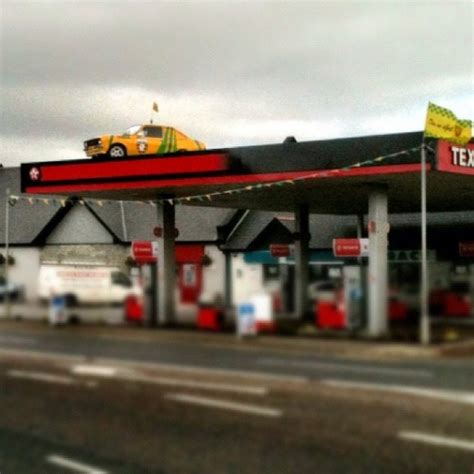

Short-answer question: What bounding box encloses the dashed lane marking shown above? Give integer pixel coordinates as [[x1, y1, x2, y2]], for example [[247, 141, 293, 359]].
[[116, 373, 268, 396], [398, 431, 474, 452], [7, 369, 76, 385], [259, 357, 433, 378], [0, 347, 308, 384], [0, 347, 87, 363], [46, 454, 108, 473], [92, 357, 309, 384], [71, 364, 268, 395], [322, 379, 474, 405], [0, 335, 37, 345], [71, 365, 118, 377], [165, 393, 282, 417]]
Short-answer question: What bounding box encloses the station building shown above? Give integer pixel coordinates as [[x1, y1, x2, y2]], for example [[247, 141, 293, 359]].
[[1, 131, 473, 334]]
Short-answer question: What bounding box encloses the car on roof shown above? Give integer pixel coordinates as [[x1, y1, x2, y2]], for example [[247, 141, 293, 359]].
[[83, 124, 205, 159]]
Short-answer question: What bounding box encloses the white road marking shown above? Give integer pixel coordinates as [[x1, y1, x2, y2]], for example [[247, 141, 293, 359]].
[[71, 363, 268, 395], [322, 379, 474, 405], [7, 369, 76, 385], [122, 373, 268, 395], [0, 335, 37, 345], [0, 347, 308, 384], [46, 454, 108, 473], [0, 347, 87, 363], [165, 393, 282, 418], [259, 357, 433, 378], [71, 365, 117, 377], [398, 431, 474, 452], [93, 357, 309, 384]]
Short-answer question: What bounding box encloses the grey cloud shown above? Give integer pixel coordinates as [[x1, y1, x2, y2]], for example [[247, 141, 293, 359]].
[[1, 1, 472, 167], [3, 2, 471, 91]]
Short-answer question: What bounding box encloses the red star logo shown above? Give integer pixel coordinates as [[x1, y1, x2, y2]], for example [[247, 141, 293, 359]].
[[29, 167, 41, 181]]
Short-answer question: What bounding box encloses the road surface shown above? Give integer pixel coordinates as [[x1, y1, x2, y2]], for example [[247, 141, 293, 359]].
[[0, 322, 472, 473]]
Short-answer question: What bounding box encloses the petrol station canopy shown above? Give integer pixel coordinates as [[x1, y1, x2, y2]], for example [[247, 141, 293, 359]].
[[21, 131, 473, 214]]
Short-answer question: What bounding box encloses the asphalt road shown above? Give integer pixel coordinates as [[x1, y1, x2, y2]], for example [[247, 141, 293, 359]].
[[0, 322, 473, 473]]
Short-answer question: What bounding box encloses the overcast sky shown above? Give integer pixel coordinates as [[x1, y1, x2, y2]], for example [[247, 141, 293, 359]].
[[1, 0, 472, 166]]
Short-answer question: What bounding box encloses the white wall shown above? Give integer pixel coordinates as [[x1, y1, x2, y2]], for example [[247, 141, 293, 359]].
[[231, 254, 266, 306], [201, 245, 226, 303], [6, 248, 41, 301]]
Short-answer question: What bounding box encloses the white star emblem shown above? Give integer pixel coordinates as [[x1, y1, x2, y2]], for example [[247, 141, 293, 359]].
[[29, 167, 40, 181]]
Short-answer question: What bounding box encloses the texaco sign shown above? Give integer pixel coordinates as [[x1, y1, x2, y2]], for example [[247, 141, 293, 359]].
[[437, 140, 474, 175]]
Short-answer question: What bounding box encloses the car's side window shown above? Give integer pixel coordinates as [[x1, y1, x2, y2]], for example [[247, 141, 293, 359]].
[[143, 126, 163, 138]]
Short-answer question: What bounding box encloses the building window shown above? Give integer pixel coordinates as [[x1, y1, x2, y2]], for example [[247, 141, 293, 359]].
[[263, 264, 280, 281]]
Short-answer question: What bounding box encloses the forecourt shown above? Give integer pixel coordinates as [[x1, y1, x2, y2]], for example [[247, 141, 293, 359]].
[[21, 131, 474, 336]]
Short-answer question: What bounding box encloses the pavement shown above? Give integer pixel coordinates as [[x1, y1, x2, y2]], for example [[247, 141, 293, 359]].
[[0, 320, 473, 473]]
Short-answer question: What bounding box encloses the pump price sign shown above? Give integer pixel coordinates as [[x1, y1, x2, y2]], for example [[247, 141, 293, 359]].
[[131, 240, 158, 264], [333, 238, 369, 257]]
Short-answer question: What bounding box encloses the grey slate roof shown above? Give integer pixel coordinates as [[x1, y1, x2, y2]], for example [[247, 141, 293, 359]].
[[117, 202, 234, 242], [222, 211, 359, 250], [0, 167, 62, 245]]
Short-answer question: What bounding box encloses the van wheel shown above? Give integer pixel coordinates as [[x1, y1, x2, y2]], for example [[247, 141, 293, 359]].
[[64, 293, 78, 307], [68, 315, 81, 325], [108, 144, 127, 158]]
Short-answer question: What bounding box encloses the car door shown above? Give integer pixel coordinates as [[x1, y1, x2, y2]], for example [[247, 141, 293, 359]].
[[142, 125, 163, 154], [118, 125, 142, 156]]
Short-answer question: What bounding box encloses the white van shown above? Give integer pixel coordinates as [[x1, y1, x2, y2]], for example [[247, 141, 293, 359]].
[[38, 265, 141, 305]]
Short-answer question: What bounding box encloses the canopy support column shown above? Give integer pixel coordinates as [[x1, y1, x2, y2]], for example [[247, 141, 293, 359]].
[[368, 189, 389, 337], [157, 201, 176, 326], [224, 251, 233, 312], [294, 204, 310, 320]]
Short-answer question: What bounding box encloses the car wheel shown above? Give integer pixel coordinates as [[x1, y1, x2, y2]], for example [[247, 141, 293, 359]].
[[108, 144, 127, 158]]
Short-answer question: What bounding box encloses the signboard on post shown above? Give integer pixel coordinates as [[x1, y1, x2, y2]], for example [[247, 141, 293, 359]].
[[270, 244, 293, 258], [131, 240, 158, 264], [459, 241, 474, 257], [333, 238, 369, 258]]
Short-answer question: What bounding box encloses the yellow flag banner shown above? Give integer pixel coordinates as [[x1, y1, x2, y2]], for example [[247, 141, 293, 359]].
[[424, 102, 472, 145], [152, 101, 159, 112]]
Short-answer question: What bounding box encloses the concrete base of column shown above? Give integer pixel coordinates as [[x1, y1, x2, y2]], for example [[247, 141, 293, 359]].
[[224, 252, 232, 313]]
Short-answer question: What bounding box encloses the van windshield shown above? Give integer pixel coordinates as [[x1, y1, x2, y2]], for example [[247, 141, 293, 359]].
[[111, 271, 132, 287]]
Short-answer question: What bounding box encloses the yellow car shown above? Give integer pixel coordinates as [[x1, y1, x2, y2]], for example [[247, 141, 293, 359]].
[[84, 124, 205, 158]]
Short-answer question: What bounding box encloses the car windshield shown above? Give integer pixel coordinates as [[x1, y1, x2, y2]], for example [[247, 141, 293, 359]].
[[122, 125, 141, 136]]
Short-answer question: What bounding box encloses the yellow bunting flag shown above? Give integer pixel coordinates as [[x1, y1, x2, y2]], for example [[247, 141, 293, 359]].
[[424, 102, 472, 145]]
